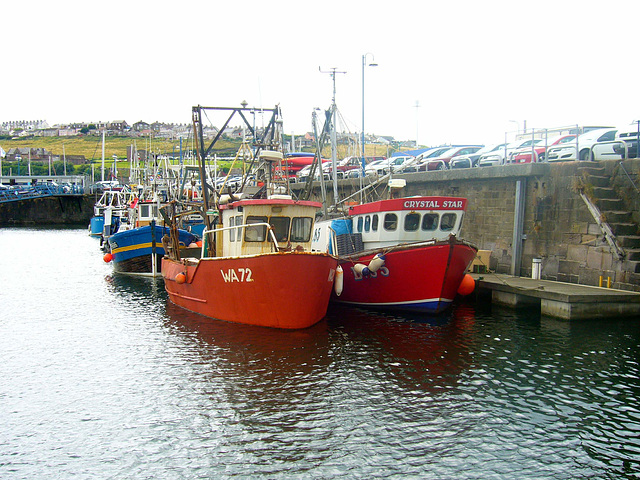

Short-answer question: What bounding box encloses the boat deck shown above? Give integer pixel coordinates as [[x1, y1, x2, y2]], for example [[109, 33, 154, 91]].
[[471, 273, 640, 320]]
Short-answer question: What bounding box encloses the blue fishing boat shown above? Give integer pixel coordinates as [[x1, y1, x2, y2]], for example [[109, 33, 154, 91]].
[[88, 186, 136, 237], [105, 222, 199, 276]]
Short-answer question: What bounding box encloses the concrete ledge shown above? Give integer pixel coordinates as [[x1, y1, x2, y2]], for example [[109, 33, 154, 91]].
[[472, 273, 640, 320], [541, 298, 640, 320]]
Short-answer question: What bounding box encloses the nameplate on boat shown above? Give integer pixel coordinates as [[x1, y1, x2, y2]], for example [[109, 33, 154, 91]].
[[403, 199, 463, 209], [221, 268, 254, 283], [349, 197, 467, 215]]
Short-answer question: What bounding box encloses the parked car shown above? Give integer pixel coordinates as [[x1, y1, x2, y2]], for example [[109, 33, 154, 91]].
[[322, 156, 382, 179], [478, 139, 543, 167], [450, 143, 507, 169], [546, 128, 618, 161], [508, 135, 576, 164], [612, 124, 640, 158], [421, 146, 484, 171], [296, 160, 330, 183], [366, 155, 416, 176], [403, 147, 452, 173], [364, 158, 394, 176]]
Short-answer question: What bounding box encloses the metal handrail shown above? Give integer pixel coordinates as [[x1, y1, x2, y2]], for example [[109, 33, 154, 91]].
[[507, 147, 541, 164], [0, 183, 84, 203], [201, 222, 280, 258], [587, 140, 627, 161], [618, 161, 640, 194]]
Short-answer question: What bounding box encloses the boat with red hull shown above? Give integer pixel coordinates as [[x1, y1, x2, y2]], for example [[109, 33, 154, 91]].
[[312, 196, 478, 313], [162, 195, 338, 329], [163, 248, 338, 329]]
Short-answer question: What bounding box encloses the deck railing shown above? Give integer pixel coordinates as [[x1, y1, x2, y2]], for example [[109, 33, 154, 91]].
[[0, 183, 85, 203]]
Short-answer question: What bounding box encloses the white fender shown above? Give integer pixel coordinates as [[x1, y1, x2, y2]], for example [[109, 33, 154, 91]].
[[353, 263, 369, 276], [368, 254, 386, 273], [334, 265, 344, 296]]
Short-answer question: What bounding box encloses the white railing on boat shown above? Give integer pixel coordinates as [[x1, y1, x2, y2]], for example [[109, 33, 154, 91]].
[[200, 222, 281, 258]]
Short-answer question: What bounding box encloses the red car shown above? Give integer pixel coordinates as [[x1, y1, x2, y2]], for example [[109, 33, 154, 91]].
[[508, 135, 576, 164]]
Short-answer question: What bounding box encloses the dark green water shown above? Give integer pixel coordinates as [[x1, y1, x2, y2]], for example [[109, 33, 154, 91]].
[[1, 228, 639, 479]]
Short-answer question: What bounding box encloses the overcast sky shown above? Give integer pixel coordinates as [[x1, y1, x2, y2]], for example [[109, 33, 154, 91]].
[[4, 0, 639, 147]]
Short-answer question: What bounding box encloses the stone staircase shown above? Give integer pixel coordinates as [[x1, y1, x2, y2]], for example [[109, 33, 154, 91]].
[[578, 162, 640, 289]]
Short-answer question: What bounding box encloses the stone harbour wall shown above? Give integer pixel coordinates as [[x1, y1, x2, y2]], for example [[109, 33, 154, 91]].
[[0, 194, 95, 227]]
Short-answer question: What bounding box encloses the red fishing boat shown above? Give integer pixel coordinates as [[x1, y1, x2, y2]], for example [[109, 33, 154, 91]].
[[162, 195, 339, 329], [311, 196, 478, 313]]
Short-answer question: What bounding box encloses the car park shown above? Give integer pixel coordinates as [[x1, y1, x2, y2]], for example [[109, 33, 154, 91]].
[[421, 146, 483, 171], [546, 128, 618, 161], [450, 143, 507, 169], [508, 135, 576, 164]]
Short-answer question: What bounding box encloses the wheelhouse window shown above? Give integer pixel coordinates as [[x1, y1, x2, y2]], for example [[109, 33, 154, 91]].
[[140, 204, 151, 219], [384, 213, 398, 231], [372, 214, 379, 231], [245, 216, 267, 242], [229, 216, 236, 242], [440, 213, 457, 232], [269, 216, 290, 242], [404, 213, 420, 231], [357, 216, 364, 233], [235, 215, 243, 241], [364, 215, 371, 232], [291, 217, 313, 242], [422, 213, 438, 231]]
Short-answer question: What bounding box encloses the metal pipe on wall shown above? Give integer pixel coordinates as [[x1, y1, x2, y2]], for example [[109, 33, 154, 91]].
[[511, 178, 527, 276]]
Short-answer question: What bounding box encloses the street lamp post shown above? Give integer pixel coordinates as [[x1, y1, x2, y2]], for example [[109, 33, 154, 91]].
[[361, 53, 378, 175]]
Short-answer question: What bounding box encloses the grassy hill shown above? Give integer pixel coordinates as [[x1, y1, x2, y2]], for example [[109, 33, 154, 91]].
[[0, 135, 233, 161]]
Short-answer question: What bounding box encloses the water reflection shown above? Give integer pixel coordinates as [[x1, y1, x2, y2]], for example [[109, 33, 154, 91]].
[[325, 304, 475, 392]]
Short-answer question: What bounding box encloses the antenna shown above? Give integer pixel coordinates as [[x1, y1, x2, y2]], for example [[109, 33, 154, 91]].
[[414, 100, 420, 146], [319, 66, 346, 105]]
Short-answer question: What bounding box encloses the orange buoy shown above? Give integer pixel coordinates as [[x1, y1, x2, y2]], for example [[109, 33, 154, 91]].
[[103, 252, 113, 263], [196, 240, 202, 247], [457, 274, 475, 296], [175, 272, 187, 284]]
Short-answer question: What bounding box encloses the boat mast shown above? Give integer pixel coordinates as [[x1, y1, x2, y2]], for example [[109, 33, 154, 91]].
[[312, 110, 328, 216], [192, 106, 213, 232], [319, 67, 345, 207], [101, 130, 105, 182]]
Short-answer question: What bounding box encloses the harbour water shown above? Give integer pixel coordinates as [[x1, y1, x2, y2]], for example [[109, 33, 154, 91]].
[[1, 227, 639, 479]]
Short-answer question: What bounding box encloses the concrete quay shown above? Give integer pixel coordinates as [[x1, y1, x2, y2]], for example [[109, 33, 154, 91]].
[[470, 272, 640, 320]]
